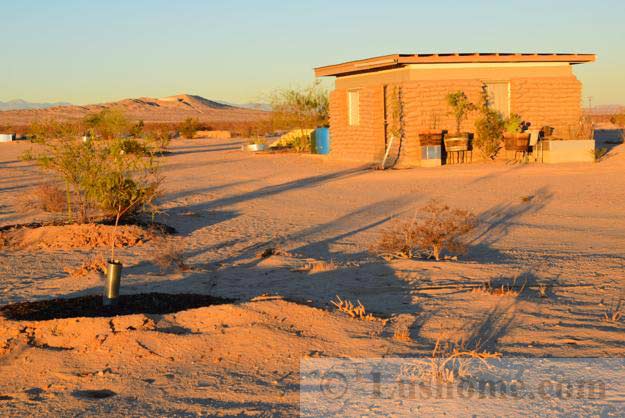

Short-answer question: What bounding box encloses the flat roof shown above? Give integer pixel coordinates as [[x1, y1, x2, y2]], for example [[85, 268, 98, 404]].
[[314, 53, 596, 77]]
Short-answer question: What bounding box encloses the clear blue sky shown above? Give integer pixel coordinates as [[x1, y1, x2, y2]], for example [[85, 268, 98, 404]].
[[1, 0, 623, 105]]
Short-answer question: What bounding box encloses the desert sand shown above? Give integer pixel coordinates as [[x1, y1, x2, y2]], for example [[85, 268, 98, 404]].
[[0, 137, 624, 415]]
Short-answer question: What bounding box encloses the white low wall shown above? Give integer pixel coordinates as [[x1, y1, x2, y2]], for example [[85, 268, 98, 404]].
[[541, 139, 595, 164], [0, 134, 14, 143]]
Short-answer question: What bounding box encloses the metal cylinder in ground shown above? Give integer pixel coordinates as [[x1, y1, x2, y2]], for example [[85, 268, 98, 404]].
[[104, 260, 122, 306]]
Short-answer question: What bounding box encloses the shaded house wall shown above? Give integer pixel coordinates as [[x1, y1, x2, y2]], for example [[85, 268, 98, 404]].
[[328, 64, 582, 165]]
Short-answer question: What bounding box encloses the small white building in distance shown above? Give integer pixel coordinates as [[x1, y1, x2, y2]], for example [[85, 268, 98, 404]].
[[0, 133, 15, 142]]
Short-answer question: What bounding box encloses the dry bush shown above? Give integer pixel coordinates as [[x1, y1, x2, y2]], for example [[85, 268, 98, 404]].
[[402, 338, 500, 384], [374, 201, 477, 261], [603, 300, 623, 323], [474, 276, 527, 297], [331, 295, 382, 322], [153, 240, 189, 273], [18, 183, 67, 214], [34, 183, 67, 212], [64, 254, 107, 277]]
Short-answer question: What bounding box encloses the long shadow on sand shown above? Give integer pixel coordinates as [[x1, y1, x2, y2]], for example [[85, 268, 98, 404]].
[[467, 186, 554, 263], [174, 166, 370, 213]]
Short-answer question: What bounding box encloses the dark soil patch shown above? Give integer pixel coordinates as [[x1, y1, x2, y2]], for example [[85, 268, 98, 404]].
[[72, 389, 117, 400], [0, 293, 235, 321], [0, 219, 176, 235]]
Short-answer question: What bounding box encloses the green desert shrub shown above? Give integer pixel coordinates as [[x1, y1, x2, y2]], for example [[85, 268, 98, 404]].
[[130, 120, 145, 138], [270, 81, 329, 130], [474, 85, 505, 160], [269, 82, 329, 152], [84, 108, 130, 139], [503, 113, 524, 134], [180, 117, 199, 139], [25, 119, 161, 226]]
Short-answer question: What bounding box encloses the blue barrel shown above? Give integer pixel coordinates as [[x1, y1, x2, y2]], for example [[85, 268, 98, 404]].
[[314, 127, 330, 154]]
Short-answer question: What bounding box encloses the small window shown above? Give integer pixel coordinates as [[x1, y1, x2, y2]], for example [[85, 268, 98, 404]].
[[348, 90, 360, 126], [485, 82, 510, 118]]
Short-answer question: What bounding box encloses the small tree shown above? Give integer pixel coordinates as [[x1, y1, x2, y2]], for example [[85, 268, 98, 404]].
[[180, 117, 199, 139], [270, 81, 329, 150], [86, 138, 161, 260], [474, 84, 505, 159], [374, 201, 476, 261], [446, 91, 477, 135], [25, 121, 97, 223]]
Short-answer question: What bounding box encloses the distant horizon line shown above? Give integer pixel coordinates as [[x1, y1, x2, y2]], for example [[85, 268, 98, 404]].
[[0, 94, 272, 111]]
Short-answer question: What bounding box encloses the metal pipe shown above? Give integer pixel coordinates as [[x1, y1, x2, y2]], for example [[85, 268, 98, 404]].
[[104, 260, 122, 306]]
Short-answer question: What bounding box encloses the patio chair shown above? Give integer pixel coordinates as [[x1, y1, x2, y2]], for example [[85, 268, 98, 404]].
[[527, 129, 541, 161]]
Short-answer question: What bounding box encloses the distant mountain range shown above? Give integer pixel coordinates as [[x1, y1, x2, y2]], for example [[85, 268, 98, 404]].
[[217, 101, 272, 111], [0, 99, 72, 111], [585, 105, 625, 115], [0, 94, 268, 127], [0, 97, 271, 112]]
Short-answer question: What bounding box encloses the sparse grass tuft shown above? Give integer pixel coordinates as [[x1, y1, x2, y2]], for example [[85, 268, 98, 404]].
[[402, 338, 500, 384], [393, 327, 412, 342], [331, 295, 379, 322], [603, 300, 623, 323], [536, 282, 551, 299], [474, 276, 527, 297], [306, 260, 337, 274], [520, 195, 534, 203]]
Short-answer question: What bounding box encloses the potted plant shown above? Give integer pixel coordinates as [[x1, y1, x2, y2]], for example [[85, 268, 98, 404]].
[[418, 129, 445, 146], [503, 113, 531, 152], [444, 91, 477, 162], [242, 136, 267, 152], [446, 91, 477, 142]]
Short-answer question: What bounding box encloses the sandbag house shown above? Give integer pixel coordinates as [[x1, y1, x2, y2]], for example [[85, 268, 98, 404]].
[[315, 53, 595, 166]]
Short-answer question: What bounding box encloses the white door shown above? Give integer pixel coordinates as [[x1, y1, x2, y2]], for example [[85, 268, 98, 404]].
[[485, 82, 510, 117]]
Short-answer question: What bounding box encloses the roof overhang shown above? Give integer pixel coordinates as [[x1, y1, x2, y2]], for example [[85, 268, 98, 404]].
[[314, 53, 596, 77]]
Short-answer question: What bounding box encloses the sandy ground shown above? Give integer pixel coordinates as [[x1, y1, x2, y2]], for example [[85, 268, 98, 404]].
[[0, 137, 624, 416]]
